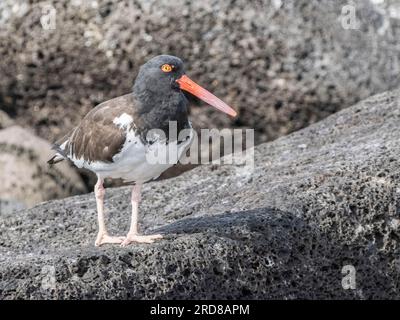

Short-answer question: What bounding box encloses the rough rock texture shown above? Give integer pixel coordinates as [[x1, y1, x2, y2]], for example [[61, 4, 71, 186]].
[[1, 90, 400, 299], [0, 126, 87, 207], [1, 0, 400, 145]]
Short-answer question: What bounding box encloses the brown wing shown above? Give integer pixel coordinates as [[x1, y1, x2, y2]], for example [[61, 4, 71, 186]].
[[56, 94, 137, 163]]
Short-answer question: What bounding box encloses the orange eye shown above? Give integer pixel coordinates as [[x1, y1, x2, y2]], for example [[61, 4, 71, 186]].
[[161, 64, 173, 72]]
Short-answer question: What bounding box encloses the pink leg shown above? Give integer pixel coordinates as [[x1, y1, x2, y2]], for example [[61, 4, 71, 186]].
[[121, 183, 163, 246], [94, 178, 125, 246]]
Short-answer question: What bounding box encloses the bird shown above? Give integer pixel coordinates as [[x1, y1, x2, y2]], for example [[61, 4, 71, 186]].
[[48, 55, 237, 247]]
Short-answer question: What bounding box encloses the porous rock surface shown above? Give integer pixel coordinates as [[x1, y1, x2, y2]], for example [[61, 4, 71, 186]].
[[1, 90, 399, 299], [0, 0, 400, 144], [0, 126, 87, 207]]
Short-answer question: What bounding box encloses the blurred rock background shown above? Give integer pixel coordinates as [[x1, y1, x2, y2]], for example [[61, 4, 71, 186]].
[[0, 0, 400, 208]]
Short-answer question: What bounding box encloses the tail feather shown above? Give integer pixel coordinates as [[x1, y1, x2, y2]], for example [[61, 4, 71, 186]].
[[48, 142, 68, 165], [47, 154, 65, 165]]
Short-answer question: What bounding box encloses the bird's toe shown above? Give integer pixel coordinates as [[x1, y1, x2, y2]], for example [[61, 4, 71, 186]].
[[95, 233, 126, 246], [120, 233, 163, 246]]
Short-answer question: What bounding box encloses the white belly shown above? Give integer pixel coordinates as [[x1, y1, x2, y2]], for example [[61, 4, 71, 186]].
[[71, 128, 194, 183]]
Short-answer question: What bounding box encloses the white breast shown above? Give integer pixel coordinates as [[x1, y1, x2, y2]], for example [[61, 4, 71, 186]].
[[71, 126, 194, 183]]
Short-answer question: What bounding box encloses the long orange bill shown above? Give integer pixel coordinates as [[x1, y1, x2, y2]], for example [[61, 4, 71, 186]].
[[176, 75, 237, 117]]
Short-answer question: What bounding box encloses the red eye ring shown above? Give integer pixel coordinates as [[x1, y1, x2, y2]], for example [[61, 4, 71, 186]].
[[161, 64, 173, 72]]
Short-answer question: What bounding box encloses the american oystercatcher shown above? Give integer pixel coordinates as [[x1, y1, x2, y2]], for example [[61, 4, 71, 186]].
[[48, 55, 237, 247]]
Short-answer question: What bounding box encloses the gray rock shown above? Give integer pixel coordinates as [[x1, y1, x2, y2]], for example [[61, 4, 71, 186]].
[[0, 126, 87, 207], [0, 199, 25, 215], [1, 89, 399, 299], [0, 0, 399, 145], [0, 110, 14, 129]]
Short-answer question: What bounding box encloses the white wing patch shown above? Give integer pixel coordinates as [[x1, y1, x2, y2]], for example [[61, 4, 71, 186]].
[[113, 113, 133, 129], [59, 140, 68, 151]]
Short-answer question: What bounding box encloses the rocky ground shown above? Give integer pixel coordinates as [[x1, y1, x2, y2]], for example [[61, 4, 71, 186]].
[[1, 89, 399, 299]]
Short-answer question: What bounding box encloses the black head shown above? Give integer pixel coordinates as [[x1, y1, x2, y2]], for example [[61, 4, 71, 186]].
[[133, 54, 237, 117], [133, 55, 185, 95]]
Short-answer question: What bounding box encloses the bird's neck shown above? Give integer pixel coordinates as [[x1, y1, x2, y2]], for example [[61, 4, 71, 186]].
[[132, 86, 190, 139]]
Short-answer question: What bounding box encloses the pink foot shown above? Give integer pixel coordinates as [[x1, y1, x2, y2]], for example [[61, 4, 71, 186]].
[[95, 233, 125, 246], [121, 233, 163, 247]]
